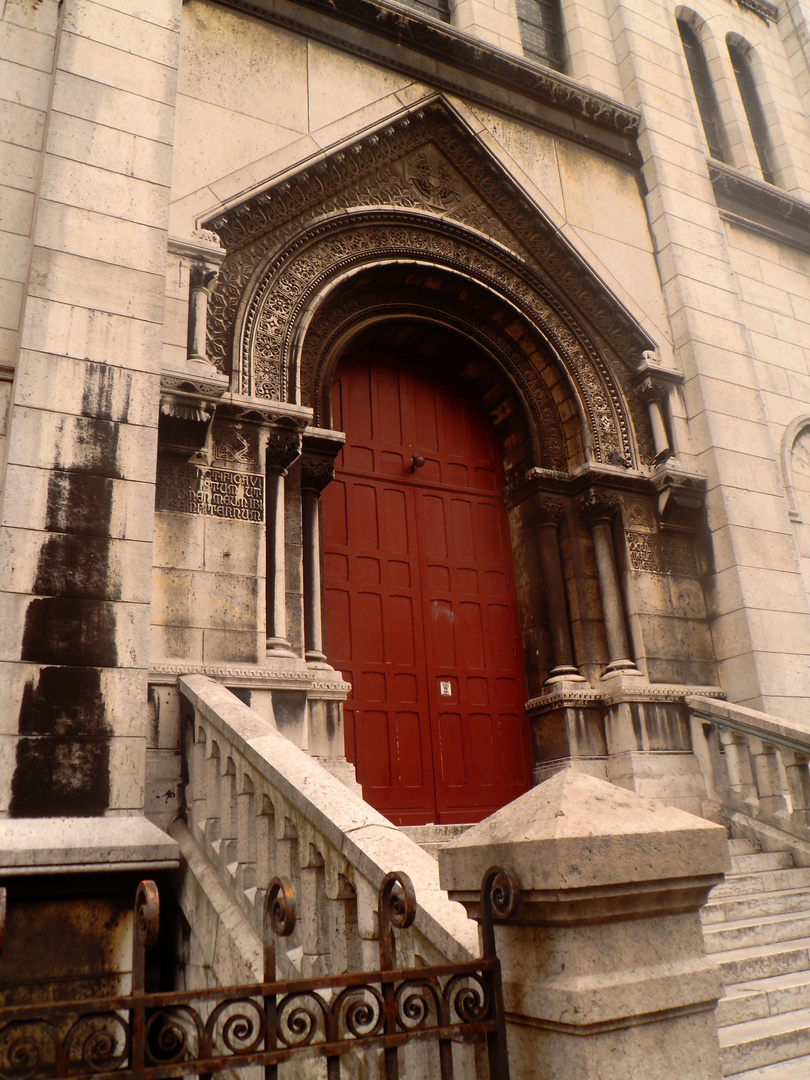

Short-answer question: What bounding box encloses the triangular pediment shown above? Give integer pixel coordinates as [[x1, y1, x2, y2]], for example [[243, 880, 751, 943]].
[[202, 97, 660, 472], [206, 96, 654, 369]]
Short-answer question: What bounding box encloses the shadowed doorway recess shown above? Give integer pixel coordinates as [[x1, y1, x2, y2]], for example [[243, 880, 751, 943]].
[[322, 350, 532, 825]]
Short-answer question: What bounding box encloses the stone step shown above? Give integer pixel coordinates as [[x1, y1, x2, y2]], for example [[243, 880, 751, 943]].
[[703, 888, 810, 926], [729, 839, 761, 856], [718, 971, 810, 1027], [710, 867, 810, 899], [730, 851, 795, 875], [399, 823, 471, 858], [718, 1006, 810, 1074], [704, 911, 810, 952], [725, 1051, 810, 1078], [711, 937, 810, 984]]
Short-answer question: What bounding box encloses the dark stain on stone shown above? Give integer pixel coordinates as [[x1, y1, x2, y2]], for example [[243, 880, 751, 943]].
[[44, 472, 116, 537], [57, 416, 123, 479], [21, 597, 118, 667], [81, 362, 131, 424], [10, 735, 110, 816], [33, 532, 119, 600], [17, 667, 110, 737], [11, 667, 111, 817], [11, 396, 125, 816]]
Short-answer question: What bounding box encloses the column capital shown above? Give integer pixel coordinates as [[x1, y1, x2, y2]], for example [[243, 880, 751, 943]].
[[301, 456, 335, 493], [531, 495, 568, 529], [266, 422, 304, 474], [576, 487, 621, 525], [189, 262, 220, 293]]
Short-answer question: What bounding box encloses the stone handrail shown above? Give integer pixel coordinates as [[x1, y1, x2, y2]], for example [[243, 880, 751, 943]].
[[687, 695, 810, 860], [177, 674, 478, 983]]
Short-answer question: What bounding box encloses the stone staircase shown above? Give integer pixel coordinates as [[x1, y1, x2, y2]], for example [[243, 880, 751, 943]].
[[704, 837, 810, 1079], [407, 826, 810, 1077]]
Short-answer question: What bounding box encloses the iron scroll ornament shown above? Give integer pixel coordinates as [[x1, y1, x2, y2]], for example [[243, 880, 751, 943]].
[[0, 867, 521, 1080]]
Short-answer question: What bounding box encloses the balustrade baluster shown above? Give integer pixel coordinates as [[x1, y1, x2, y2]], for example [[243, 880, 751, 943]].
[[220, 755, 239, 875], [189, 723, 208, 836], [237, 774, 256, 892], [301, 845, 331, 977], [780, 749, 810, 828], [748, 736, 789, 817], [703, 721, 731, 800], [254, 794, 277, 918], [328, 875, 362, 974], [204, 738, 222, 848], [719, 730, 758, 806]]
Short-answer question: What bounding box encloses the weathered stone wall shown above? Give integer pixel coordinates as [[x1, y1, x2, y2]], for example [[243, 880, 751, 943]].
[[0, 0, 182, 816]]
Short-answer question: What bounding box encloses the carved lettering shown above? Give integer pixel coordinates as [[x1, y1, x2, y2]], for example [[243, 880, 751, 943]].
[[626, 531, 698, 576], [156, 462, 264, 521]]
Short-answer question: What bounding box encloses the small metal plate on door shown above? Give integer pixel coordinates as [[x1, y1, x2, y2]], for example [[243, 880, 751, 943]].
[[439, 680, 452, 697]]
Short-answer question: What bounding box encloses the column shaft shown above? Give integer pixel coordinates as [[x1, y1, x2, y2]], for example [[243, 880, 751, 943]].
[[302, 488, 325, 662]]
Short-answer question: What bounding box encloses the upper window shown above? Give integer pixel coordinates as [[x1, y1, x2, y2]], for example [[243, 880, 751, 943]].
[[727, 39, 777, 184], [677, 19, 727, 163], [517, 0, 564, 71]]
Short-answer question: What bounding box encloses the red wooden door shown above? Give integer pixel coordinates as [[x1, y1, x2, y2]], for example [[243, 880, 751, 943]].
[[322, 352, 531, 825]]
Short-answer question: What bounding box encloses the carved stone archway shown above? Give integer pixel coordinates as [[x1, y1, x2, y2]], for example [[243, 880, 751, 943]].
[[204, 96, 658, 472]]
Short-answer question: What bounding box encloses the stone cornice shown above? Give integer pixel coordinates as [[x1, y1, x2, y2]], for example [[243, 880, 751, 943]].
[[150, 661, 350, 695], [218, 0, 640, 163], [709, 161, 810, 255], [527, 682, 725, 714]]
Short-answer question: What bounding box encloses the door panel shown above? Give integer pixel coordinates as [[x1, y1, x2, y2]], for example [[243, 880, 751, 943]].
[[322, 351, 531, 824]]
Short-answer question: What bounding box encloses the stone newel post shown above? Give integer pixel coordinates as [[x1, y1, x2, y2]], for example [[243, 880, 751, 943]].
[[438, 769, 730, 1080]]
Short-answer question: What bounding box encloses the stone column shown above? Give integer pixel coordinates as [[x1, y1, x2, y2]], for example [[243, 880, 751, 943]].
[[301, 455, 335, 664], [637, 377, 671, 460], [187, 263, 220, 364], [533, 498, 584, 683], [636, 353, 695, 466], [265, 423, 302, 658], [579, 490, 641, 678], [439, 768, 730, 1080]]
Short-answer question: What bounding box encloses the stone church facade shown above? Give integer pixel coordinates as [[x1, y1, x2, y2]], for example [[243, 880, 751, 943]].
[[3, 0, 810, 1039]]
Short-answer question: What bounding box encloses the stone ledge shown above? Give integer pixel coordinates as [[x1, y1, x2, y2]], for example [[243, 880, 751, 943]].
[[0, 816, 180, 876], [220, 0, 640, 163], [149, 662, 350, 695]]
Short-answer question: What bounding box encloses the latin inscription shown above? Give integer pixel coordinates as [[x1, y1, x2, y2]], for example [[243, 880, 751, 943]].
[[626, 531, 698, 576], [156, 462, 264, 521]]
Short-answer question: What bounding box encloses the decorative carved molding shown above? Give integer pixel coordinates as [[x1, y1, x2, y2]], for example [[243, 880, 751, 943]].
[[149, 661, 349, 693], [621, 496, 656, 530], [301, 457, 335, 492], [301, 283, 570, 472], [266, 422, 304, 473], [533, 497, 568, 527], [213, 428, 259, 468], [577, 487, 621, 524], [205, 100, 653, 471], [736, 0, 778, 23], [238, 214, 632, 466]]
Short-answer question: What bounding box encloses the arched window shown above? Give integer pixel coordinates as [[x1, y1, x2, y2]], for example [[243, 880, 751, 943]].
[[677, 18, 727, 162], [516, 0, 564, 70], [727, 39, 777, 184]]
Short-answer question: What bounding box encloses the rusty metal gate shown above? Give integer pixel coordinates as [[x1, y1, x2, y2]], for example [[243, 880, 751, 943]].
[[0, 867, 518, 1080]]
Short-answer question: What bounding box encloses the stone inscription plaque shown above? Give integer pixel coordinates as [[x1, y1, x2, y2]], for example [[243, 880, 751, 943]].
[[626, 531, 698, 576], [156, 461, 264, 521]]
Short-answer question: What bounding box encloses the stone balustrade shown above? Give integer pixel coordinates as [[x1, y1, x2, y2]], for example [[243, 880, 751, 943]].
[[688, 695, 810, 860], [176, 673, 478, 989]]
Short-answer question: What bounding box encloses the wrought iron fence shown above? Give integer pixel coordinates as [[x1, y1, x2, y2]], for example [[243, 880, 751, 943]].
[[0, 867, 518, 1080]]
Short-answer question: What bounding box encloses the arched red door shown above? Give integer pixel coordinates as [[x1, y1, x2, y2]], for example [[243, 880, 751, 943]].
[[322, 352, 531, 825]]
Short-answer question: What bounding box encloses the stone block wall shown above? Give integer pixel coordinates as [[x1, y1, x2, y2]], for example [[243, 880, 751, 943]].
[[0, 0, 182, 816]]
